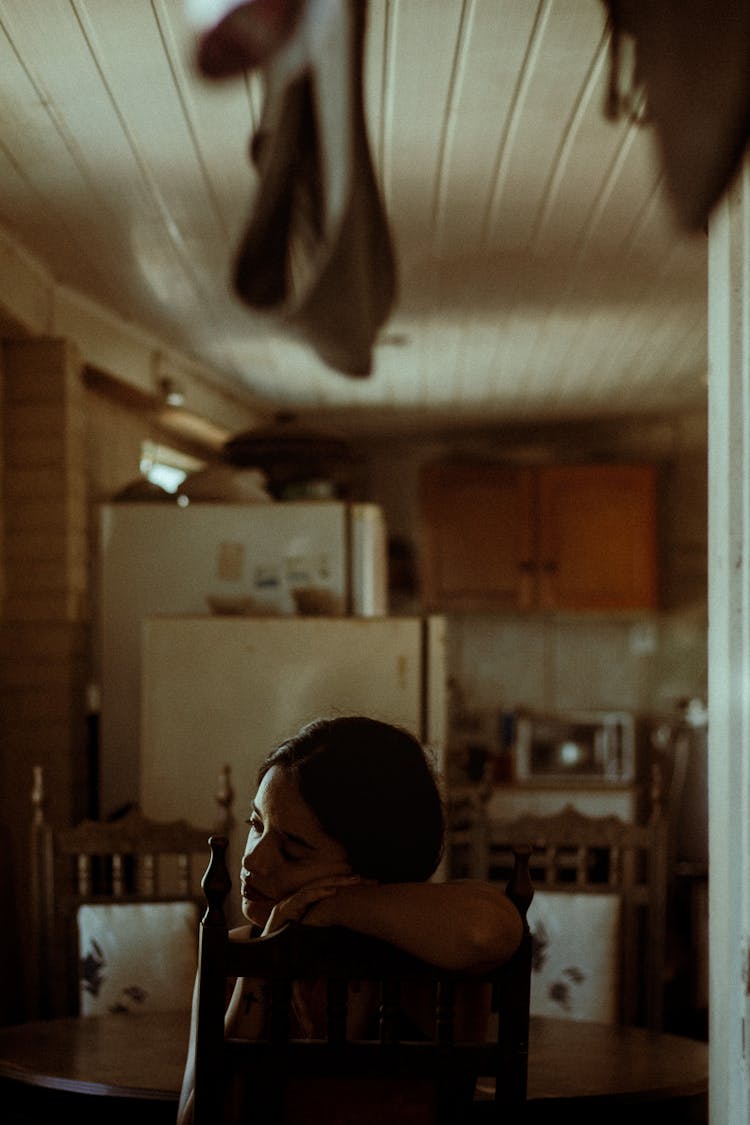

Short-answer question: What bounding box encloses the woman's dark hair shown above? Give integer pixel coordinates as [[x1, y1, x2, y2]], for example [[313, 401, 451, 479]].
[[257, 716, 445, 883]]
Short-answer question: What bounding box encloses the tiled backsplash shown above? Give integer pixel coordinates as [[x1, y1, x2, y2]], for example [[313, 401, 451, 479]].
[[446, 606, 707, 719]]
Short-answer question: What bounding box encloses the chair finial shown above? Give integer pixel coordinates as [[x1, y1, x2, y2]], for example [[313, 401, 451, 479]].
[[201, 836, 232, 926]]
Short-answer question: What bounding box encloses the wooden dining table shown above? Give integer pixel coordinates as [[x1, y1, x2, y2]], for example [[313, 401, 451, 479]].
[[0, 1010, 707, 1125]]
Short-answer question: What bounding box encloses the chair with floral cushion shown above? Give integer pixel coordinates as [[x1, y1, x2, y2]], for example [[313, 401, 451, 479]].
[[30, 762, 233, 1019], [446, 781, 669, 1030]]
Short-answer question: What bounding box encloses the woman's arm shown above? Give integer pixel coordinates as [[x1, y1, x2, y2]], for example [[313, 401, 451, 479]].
[[177, 970, 199, 1125], [302, 879, 523, 972]]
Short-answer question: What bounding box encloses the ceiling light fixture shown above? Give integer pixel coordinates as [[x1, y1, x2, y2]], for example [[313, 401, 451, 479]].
[[158, 375, 186, 408]]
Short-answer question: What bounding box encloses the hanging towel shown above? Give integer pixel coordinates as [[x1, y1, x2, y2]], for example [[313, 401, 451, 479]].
[[197, 0, 397, 377], [602, 0, 750, 231]]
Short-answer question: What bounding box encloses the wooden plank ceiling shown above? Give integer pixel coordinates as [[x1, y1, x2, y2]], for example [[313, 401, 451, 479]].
[[0, 0, 707, 435]]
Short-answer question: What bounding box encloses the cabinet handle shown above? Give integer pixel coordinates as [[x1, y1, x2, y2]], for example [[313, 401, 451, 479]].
[[518, 561, 535, 574]]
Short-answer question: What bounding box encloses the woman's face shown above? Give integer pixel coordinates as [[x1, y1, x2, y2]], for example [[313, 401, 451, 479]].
[[240, 765, 352, 926]]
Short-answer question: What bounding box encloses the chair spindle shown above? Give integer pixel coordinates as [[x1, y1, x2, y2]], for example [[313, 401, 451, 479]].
[[436, 979, 456, 1046], [112, 853, 124, 896], [143, 852, 155, 895], [178, 852, 190, 895], [77, 854, 91, 897], [326, 977, 348, 1043], [269, 978, 292, 1042], [379, 978, 401, 1044]]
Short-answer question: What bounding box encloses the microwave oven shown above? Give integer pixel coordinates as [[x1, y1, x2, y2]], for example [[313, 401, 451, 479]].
[[513, 710, 636, 783]]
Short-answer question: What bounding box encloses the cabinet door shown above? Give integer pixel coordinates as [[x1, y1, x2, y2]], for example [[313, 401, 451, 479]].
[[420, 464, 536, 610], [538, 464, 658, 610]]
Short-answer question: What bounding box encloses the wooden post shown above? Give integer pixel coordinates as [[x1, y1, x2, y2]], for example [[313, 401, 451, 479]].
[[193, 835, 232, 1125], [708, 161, 750, 1124]]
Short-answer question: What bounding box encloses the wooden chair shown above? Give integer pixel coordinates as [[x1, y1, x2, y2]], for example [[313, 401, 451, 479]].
[[30, 762, 234, 1019], [191, 836, 534, 1125], [447, 785, 668, 1029]]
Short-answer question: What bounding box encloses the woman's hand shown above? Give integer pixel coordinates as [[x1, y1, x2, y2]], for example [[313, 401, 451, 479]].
[[301, 878, 378, 928], [261, 874, 363, 935], [281, 880, 525, 971]]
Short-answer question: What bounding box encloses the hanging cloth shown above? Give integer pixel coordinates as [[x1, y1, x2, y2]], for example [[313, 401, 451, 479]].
[[197, 0, 397, 377], [601, 0, 750, 231]]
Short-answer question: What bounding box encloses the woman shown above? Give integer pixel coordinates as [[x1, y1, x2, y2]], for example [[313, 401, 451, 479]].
[[178, 716, 523, 1124]]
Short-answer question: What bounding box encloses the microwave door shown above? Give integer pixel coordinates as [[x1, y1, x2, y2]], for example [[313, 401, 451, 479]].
[[614, 717, 635, 781], [601, 725, 620, 780], [594, 728, 609, 776]]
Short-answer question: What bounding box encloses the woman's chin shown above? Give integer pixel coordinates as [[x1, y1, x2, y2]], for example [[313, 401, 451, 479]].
[[242, 897, 273, 926]]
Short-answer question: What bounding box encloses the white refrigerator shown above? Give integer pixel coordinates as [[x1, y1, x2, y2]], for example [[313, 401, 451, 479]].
[[97, 500, 388, 818], [139, 614, 447, 896]]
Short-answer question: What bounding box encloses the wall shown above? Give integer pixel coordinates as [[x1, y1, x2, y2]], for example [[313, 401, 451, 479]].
[[0, 339, 89, 1021], [0, 344, 216, 1021], [363, 409, 708, 727]]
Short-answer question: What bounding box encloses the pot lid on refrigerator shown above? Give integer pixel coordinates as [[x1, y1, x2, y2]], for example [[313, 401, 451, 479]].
[[111, 476, 178, 502], [222, 413, 355, 488]]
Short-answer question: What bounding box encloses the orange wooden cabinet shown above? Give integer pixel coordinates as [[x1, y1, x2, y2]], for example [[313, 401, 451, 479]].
[[419, 463, 536, 612], [419, 462, 658, 612]]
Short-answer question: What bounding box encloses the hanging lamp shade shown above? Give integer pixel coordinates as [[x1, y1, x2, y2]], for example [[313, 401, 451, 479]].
[[111, 477, 177, 502], [222, 413, 355, 497]]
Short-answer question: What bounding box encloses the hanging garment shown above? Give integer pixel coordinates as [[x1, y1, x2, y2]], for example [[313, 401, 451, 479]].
[[197, 0, 396, 377], [602, 0, 750, 231], [196, 0, 305, 77]]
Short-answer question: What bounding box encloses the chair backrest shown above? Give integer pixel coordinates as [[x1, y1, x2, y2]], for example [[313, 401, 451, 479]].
[[192, 836, 534, 1125], [30, 763, 234, 1018], [447, 788, 668, 1029]]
